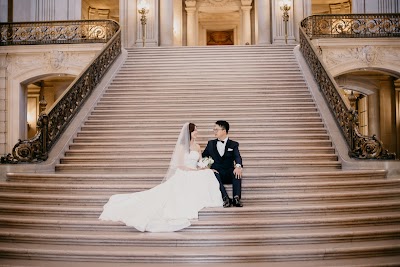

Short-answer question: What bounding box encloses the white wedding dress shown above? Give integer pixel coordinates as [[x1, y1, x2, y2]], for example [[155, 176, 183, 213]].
[[99, 150, 223, 232]]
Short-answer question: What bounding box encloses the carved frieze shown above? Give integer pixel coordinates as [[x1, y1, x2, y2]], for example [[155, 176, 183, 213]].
[[5, 50, 97, 78], [323, 45, 400, 71]]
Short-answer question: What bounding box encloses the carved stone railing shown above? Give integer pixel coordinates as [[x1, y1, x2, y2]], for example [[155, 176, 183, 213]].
[[1, 20, 121, 163], [299, 15, 396, 160], [301, 13, 400, 39]]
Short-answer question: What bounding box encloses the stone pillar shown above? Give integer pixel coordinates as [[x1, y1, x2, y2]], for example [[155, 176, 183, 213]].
[[160, 0, 174, 46], [352, 0, 400, 13], [185, 1, 197, 46], [368, 91, 381, 138], [241, 1, 252, 45], [379, 77, 396, 153], [293, 0, 312, 42], [173, 0, 183, 46], [0, 0, 7, 22], [35, 0, 81, 21], [120, 0, 137, 47], [395, 79, 400, 157], [255, 0, 270, 44]]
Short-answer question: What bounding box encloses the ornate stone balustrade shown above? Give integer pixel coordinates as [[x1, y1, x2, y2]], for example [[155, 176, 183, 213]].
[[299, 15, 396, 160], [0, 20, 121, 163], [301, 13, 400, 39]]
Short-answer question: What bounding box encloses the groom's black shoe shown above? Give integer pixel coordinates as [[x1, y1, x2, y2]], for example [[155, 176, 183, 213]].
[[223, 196, 231, 208], [233, 196, 243, 207]]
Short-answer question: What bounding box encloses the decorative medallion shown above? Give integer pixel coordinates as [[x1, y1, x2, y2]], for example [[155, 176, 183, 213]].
[[208, 0, 229, 7]]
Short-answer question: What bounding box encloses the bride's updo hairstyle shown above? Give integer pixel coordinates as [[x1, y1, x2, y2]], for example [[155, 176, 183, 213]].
[[189, 123, 196, 141]]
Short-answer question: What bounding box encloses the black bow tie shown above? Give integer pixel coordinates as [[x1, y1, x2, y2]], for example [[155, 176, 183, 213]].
[[218, 140, 225, 144]]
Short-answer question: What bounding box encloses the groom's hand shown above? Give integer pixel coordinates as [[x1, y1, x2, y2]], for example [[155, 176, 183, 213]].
[[233, 166, 242, 179]]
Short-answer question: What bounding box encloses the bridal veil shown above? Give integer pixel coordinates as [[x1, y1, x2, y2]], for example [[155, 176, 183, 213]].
[[162, 122, 190, 182]]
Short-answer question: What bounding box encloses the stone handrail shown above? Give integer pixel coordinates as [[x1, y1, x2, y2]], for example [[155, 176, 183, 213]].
[[1, 20, 121, 163], [299, 15, 396, 160], [301, 13, 400, 39]]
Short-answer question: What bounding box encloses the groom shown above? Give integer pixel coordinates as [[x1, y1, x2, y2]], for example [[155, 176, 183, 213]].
[[202, 120, 243, 208]]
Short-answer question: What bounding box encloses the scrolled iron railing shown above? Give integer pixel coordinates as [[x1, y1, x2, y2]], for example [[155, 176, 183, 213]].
[[0, 20, 121, 163], [301, 13, 400, 39], [299, 14, 397, 160]]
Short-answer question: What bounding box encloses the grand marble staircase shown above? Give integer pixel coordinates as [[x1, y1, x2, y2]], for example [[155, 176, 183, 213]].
[[0, 46, 399, 266]]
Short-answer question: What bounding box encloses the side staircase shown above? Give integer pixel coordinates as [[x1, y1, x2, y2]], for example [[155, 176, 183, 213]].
[[0, 46, 399, 266]]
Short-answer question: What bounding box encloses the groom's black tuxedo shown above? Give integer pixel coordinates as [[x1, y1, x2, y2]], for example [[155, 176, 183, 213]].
[[202, 138, 243, 198]]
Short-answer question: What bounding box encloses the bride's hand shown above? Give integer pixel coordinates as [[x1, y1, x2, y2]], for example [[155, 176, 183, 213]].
[[211, 169, 219, 174]]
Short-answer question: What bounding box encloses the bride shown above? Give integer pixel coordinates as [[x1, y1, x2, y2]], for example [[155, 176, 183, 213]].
[[99, 122, 223, 232]]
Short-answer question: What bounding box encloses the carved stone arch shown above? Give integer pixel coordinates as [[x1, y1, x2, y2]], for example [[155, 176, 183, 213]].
[[8, 69, 80, 151], [5, 46, 101, 151]]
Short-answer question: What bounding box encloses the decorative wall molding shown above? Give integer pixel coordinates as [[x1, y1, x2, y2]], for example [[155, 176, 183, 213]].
[[316, 40, 400, 77]]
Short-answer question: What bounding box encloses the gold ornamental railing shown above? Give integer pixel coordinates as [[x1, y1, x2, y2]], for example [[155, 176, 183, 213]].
[[1, 20, 121, 163], [301, 13, 400, 39], [299, 14, 397, 160]]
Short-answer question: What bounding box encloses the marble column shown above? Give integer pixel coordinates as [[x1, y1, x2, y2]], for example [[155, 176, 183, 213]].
[[120, 0, 137, 47], [256, 0, 270, 44], [395, 79, 400, 156], [160, 0, 174, 46], [185, 1, 197, 46], [352, 0, 400, 13], [379, 77, 397, 153], [241, 5, 252, 45]]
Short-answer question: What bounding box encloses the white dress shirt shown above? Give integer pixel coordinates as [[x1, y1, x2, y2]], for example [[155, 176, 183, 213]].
[[217, 137, 228, 157]]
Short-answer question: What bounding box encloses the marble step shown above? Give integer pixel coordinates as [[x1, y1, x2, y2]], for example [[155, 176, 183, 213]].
[[1, 226, 399, 247], [64, 147, 335, 157], [101, 90, 311, 96], [2, 179, 398, 195], [1, 189, 400, 206], [2, 213, 400, 232], [0, 202, 399, 219], [2, 256, 400, 267], [67, 141, 334, 151], [54, 162, 341, 173], [6, 170, 386, 183], [106, 84, 309, 90], [70, 134, 330, 144], [59, 154, 338, 165], [83, 118, 323, 127], [0, 240, 399, 263]]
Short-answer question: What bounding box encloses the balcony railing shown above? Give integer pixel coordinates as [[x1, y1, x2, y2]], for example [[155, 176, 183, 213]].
[[301, 13, 400, 39], [1, 20, 121, 163], [299, 14, 397, 160], [0, 20, 119, 46]]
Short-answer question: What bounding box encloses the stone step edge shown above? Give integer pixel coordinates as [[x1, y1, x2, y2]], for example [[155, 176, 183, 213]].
[[1, 228, 399, 246], [0, 242, 399, 263], [1, 188, 399, 201], [5, 169, 386, 179]]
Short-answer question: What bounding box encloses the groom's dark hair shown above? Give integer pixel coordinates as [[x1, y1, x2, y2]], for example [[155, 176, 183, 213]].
[[216, 120, 229, 133]]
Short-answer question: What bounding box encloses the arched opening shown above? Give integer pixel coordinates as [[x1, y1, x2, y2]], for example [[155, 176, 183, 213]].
[[23, 74, 75, 139], [335, 69, 400, 156]]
